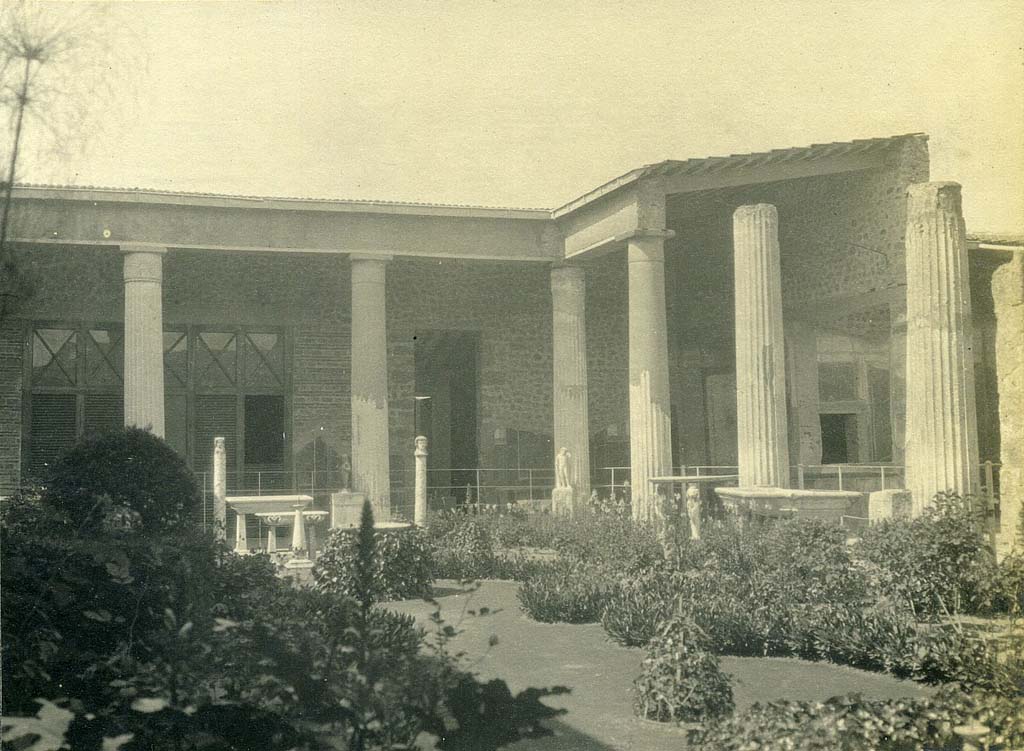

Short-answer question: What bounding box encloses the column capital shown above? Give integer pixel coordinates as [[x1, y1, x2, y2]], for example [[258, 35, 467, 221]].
[[550, 264, 586, 289], [122, 246, 166, 284], [349, 253, 394, 264], [906, 181, 962, 213], [734, 203, 778, 221], [119, 242, 168, 256]]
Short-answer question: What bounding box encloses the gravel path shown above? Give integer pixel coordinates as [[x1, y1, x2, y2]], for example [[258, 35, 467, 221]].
[[386, 580, 934, 750]]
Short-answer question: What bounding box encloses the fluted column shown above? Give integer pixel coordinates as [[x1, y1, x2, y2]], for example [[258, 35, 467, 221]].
[[904, 183, 980, 514], [350, 254, 392, 520], [551, 265, 591, 506], [733, 204, 790, 488], [628, 233, 674, 521], [122, 245, 166, 437]]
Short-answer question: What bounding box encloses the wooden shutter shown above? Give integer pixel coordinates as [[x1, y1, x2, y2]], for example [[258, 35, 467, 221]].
[[83, 393, 124, 438], [193, 394, 238, 474], [28, 393, 78, 476]]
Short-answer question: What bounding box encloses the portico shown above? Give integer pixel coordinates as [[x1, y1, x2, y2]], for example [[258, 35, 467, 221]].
[[2, 132, 1019, 552]]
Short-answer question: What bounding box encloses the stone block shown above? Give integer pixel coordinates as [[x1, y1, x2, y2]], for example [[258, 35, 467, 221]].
[[868, 489, 912, 523], [330, 490, 367, 528]]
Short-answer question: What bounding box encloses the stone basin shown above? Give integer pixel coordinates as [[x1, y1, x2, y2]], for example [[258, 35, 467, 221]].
[[225, 494, 314, 515], [715, 486, 864, 520]]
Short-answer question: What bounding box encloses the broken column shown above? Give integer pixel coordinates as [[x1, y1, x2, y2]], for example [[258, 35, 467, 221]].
[[733, 204, 790, 488], [350, 254, 392, 520], [992, 249, 1023, 557], [551, 265, 591, 508], [904, 183, 979, 514], [414, 435, 428, 526], [628, 231, 675, 521], [213, 436, 227, 540]]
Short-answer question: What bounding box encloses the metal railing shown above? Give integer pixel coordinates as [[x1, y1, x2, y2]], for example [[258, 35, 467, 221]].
[[193, 460, 1002, 529]]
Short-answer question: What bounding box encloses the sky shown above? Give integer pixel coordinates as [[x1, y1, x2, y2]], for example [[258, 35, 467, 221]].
[[13, 0, 1024, 232]]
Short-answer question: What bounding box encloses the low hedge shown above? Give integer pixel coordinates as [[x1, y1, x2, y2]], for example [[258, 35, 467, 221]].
[[693, 687, 1024, 751]]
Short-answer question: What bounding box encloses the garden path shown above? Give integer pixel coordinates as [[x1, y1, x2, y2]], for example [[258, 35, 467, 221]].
[[386, 580, 935, 751]]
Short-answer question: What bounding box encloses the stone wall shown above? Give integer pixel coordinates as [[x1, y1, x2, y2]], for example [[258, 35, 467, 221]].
[[386, 258, 555, 484]]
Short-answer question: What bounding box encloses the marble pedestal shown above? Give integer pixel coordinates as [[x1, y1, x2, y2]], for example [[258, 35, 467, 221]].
[[330, 490, 367, 528], [551, 487, 575, 517]]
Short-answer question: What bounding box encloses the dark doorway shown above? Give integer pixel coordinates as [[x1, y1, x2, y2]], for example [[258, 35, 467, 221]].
[[820, 413, 859, 463], [414, 332, 480, 498]]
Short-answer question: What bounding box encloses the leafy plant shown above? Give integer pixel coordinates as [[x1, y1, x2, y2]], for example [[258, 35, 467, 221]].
[[633, 614, 734, 723], [516, 561, 607, 623], [601, 567, 679, 647], [313, 510, 434, 604], [693, 686, 1024, 751]]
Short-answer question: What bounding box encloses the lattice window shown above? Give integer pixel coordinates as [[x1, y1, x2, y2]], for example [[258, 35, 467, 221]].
[[163, 330, 188, 390], [32, 328, 77, 387], [243, 332, 284, 389], [196, 332, 237, 390], [84, 329, 123, 387]]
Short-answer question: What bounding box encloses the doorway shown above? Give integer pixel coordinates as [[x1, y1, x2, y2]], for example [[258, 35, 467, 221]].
[[414, 331, 480, 497], [820, 413, 859, 463]]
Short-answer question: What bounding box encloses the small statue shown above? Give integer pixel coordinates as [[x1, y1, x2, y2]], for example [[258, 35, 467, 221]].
[[685, 483, 703, 540], [555, 447, 573, 489], [465, 483, 474, 506], [589, 489, 599, 510], [339, 454, 352, 491], [657, 488, 682, 565]]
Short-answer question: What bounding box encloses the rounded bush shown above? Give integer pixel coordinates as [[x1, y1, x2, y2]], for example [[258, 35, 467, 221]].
[[602, 568, 679, 646], [633, 615, 734, 723], [42, 427, 200, 534], [314, 525, 434, 602], [516, 561, 607, 623]]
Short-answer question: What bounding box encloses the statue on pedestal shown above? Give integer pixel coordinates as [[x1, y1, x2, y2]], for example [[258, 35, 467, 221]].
[[339, 454, 352, 491], [686, 483, 703, 540], [555, 447, 573, 489]]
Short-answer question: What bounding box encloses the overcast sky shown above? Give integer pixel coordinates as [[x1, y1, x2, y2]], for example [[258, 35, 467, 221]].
[[16, 0, 1024, 232]]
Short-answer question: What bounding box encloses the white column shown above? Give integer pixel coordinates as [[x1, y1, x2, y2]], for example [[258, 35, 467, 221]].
[[733, 204, 790, 488], [414, 435, 428, 526], [628, 232, 674, 521], [551, 265, 591, 505], [290, 504, 307, 555], [904, 182, 979, 514], [350, 254, 392, 520], [213, 437, 227, 540], [234, 511, 248, 554], [122, 245, 166, 437]]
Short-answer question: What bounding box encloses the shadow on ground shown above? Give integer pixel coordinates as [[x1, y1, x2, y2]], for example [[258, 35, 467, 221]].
[[389, 580, 931, 751]]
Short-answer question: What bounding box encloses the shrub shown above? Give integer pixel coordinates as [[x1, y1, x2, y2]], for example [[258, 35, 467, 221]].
[[856, 492, 991, 618], [633, 615, 734, 724], [313, 518, 434, 603], [41, 427, 200, 534], [516, 561, 607, 623], [430, 517, 496, 580], [601, 567, 679, 646], [550, 513, 662, 574], [693, 686, 1024, 751]]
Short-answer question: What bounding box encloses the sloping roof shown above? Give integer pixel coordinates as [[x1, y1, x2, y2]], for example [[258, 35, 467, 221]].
[[553, 133, 927, 218], [967, 232, 1024, 248], [11, 183, 551, 220]]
